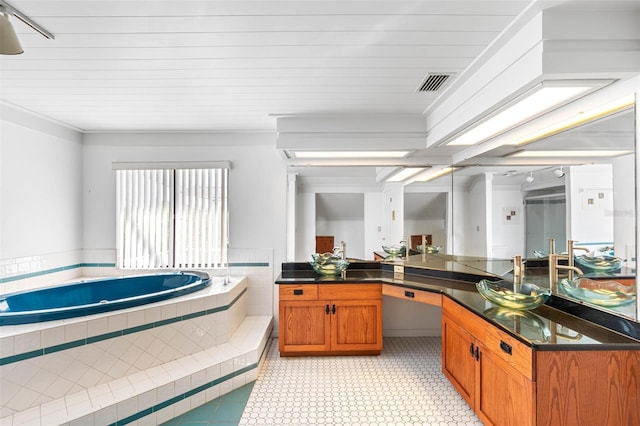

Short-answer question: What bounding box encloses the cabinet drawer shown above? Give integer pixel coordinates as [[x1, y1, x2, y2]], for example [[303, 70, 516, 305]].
[[319, 284, 382, 300], [279, 284, 319, 301], [382, 284, 442, 306], [478, 322, 533, 380], [443, 297, 533, 380]]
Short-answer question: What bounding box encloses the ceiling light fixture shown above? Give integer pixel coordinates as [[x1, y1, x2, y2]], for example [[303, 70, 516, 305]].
[[291, 151, 410, 159], [507, 95, 635, 147], [554, 167, 565, 178], [385, 167, 428, 182], [525, 172, 535, 183], [0, 1, 54, 55], [408, 166, 458, 184], [509, 150, 633, 158], [445, 80, 610, 147]]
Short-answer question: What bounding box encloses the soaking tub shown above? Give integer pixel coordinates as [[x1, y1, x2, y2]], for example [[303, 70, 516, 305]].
[[0, 271, 210, 325]]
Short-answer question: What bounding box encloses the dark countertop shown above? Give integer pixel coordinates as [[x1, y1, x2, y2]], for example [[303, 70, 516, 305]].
[[277, 263, 640, 351]]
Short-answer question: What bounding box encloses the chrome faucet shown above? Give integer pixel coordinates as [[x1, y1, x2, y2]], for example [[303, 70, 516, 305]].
[[548, 239, 584, 291], [333, 241, 346, 261]]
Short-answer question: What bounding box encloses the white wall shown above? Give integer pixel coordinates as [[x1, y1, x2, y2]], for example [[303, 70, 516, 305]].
[[491, 186, 525, 258], [81, 133, 288, 276], [404, 219, 446, 248], [364, 192, 384, 260], [461, 175, 490, 257], [1, 106, 84, 289], [315, 218, 365, 259], [566, 164, 614, 251], [1, 110, 83, 259], [612, 154, 635, 266]]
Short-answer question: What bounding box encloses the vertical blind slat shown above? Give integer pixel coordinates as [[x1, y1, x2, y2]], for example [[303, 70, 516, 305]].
[[117, 167, 228, 269]]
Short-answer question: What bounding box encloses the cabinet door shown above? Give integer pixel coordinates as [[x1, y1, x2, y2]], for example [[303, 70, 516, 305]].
[[279, 301, 331, 353], [475, 344, 535, 426], [331, 299, 383, 352], [442, 314, 476, 406]]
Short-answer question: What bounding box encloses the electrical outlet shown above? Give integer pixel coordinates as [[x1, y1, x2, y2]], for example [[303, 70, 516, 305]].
[[394, 265, 404, 274]]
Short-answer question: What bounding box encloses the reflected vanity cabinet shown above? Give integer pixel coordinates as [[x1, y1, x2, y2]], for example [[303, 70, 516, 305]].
[[278, 283, 383, 356], [442, 297, 640, 426]]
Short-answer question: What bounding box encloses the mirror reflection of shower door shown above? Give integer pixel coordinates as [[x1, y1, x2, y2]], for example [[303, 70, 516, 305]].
[[525, 196, 566, 257]]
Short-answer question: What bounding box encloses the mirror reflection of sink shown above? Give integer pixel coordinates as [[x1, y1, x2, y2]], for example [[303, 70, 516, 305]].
[[574, 255, 625, 272], [417, 244, 442, 254], [559, 277, 636, 307], [483, 307, 551, 342], [382, 244, 406, 257]]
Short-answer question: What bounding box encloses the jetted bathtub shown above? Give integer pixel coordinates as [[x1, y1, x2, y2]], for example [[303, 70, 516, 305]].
[[0, 271, 211, 325]]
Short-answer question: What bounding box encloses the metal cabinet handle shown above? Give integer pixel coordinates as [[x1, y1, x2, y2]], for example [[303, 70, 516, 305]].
[[474, 346, 479, 361], [404, 290, 415, 298], [293, 289, 303, 295], [325, 304, 330, 315], [331, 304, 336, 314], [469, 343, 474, 357], [500, 340, 512, 355]]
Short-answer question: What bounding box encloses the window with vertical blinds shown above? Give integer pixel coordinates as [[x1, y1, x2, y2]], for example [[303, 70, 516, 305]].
[[115, 164, 229, 269]]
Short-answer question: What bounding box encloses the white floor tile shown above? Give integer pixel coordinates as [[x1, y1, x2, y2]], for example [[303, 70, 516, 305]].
[[239, 337, 481, 426]]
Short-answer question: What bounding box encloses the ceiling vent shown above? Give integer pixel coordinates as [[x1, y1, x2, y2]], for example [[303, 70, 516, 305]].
[[417, 73, 454, 92]]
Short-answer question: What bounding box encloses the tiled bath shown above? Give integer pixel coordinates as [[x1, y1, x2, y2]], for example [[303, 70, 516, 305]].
[[0, 276, 273, 425]]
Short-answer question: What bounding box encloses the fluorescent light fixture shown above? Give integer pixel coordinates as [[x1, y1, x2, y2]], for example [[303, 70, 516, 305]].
[[510, 150, 632, 158], [412, 166, 457, 183], [292, 151, 410, 159], [508, 95, 635, 146], [446, 82, 602, 146], [385, 167, 428, 182]]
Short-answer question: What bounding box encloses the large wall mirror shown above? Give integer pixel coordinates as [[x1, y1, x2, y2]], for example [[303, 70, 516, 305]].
[[450, 105, 637, 320], [288, 102, 637, 321]]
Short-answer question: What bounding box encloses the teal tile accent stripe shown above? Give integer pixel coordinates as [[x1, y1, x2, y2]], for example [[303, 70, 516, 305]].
[[112, 339, 271, 426], [111, 363, 258, 426], [0, 261, 269, 285], [0, 288, 247, 366], [0, 263, 115, 284], [230, 262, 269, 267]]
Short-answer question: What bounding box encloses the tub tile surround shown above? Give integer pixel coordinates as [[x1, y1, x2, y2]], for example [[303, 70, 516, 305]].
[[0, 274, 274, 426], [1, 248, 275, 319]]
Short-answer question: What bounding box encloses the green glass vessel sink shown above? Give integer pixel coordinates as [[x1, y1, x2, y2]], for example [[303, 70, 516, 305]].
[[476, 279, 551, 310], [310, 255, 349, 276], [417, 244, 442, 254], [382, 244, 406, 257], [574, 255, 624, 272], [559, 277, 636, 307]]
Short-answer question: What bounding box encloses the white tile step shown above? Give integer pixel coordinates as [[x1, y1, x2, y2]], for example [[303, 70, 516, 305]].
[[2, 315, 273, 426]]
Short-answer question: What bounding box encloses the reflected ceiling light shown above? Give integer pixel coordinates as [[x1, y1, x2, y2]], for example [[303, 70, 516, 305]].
[[507, 95, 635, 146], [386, 167, 428, 182], [554, 167, 565, 178], [411, 166, 457, 184], [446, 81, 610, 146], [0, 1, 54, 55], [510, 150, 632, 158], [292, 151, 410, 159], [525, 172, 535, 183]]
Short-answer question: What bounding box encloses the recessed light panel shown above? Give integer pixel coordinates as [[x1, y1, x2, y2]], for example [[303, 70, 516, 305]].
[[292, 151, 410, 159]]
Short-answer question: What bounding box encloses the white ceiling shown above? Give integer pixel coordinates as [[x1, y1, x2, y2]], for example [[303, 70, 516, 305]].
[[0, 0, 532, 132]]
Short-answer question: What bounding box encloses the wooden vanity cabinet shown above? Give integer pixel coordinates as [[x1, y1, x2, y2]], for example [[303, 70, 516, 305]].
[[279, 283, 383, 356], [442, 296, 640, 426], [442, 297, 535, 426]]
